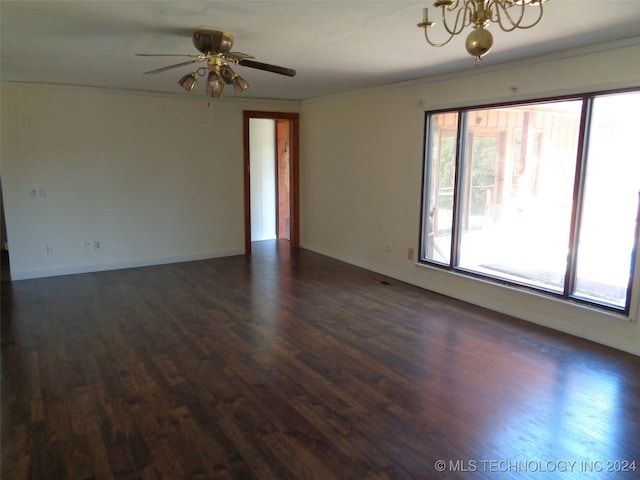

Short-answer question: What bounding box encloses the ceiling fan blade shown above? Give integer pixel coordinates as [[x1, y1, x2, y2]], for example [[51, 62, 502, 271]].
[[136, 53, 202, 57], [142, 58, 206, 75], [237, 59, 296, 77], [225, 51, 254, 60]]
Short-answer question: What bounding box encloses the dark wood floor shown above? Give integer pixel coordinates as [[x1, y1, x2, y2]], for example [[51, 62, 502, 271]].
[[2, 240, 640, 480]]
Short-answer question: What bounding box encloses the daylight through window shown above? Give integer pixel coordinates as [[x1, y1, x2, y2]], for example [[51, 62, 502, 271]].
[[420, 89, 640, 312]]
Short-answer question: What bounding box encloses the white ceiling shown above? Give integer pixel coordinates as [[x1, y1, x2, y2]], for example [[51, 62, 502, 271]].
[[2, 1, 640, 101]]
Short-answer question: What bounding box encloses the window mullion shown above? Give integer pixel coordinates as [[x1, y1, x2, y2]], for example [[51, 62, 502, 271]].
[[450, 111, 468, 268], [564, 97, 593, 298]]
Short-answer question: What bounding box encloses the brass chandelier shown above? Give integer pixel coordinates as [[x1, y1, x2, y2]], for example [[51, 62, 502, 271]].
[[417, 0, 546, 62]]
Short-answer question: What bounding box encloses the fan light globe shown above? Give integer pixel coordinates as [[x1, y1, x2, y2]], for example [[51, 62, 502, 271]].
[[465, 28, 493, 59], [233, 76, 250, 94], [206, 71, 224, 98], [178, 72, 198, 92]]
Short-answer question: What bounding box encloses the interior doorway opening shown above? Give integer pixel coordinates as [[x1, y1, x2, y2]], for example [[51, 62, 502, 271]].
[[248, 118, 292, 242], [249, 118, 278, 242], [243, 111, 299, 254]]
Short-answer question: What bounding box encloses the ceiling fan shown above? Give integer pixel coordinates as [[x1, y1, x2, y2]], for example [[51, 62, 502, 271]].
[[136, 29, 296, 99]]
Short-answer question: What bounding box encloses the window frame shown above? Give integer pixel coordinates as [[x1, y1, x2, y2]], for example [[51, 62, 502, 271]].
[[419, 87, 640, 315]]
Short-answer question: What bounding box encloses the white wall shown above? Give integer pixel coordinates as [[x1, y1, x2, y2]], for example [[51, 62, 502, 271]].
[[3, 41, 640, 356], [0, 86, 298, 279], [249, 119, 277, 241], [300, 41, 640, 356]]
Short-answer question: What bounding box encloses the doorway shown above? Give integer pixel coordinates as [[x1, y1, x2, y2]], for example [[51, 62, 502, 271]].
[[243, 111, 299, 254]]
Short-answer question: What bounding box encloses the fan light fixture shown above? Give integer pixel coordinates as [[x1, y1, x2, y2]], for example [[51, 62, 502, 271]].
[[178, 65, 249, 99], [138, 30, 295, 101], [417, 0, 546, 62]]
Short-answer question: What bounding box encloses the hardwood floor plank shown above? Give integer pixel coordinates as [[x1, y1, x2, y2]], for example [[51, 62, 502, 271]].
[[2, 240, 640, 479]]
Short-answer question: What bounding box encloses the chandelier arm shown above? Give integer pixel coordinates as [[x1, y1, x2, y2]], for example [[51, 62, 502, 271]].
[[492, 0, 544, 32], [492, 1, 527, 31], [446, 0, 462, 12], [441, 2, 473, 36], [517, 1, 544, 29], [423, 28, 457, 48]]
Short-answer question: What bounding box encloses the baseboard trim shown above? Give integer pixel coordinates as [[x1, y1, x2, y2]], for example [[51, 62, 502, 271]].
[[10, 248, 244, 281]]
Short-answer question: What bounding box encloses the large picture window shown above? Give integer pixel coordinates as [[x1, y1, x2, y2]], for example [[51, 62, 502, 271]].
[[420, 89, 640, 313]]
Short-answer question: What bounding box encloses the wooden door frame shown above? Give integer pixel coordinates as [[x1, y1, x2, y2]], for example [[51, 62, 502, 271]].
[[243, 111, 300, 254]]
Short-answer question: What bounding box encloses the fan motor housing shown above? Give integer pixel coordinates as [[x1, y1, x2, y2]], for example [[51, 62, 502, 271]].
[[193, 30, 234, 54]]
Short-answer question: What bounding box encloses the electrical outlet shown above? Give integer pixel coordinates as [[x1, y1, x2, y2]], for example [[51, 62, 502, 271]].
[[94, 240, 101, 250], [30, 189, 38, 198], [46, 244, 55, 255], [85, 240, 94, 249]]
